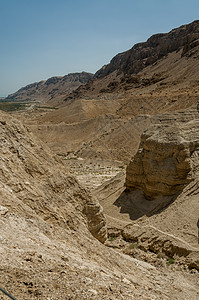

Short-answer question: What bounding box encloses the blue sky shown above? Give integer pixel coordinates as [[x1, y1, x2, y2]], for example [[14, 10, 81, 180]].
[[0, 0, 199, 96]]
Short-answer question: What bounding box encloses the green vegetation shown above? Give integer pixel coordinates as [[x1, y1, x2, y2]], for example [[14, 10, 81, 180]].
[[108, 236, 116, 241], [0, 102, 26, 112], [37, 106, 58, 110], [0, 99, 58, 112], [166, 258, 175, 265], [119, 165, 125, 169]]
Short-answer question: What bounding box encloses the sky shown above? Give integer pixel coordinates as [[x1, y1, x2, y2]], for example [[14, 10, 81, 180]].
[[0, 0, 199, 96]]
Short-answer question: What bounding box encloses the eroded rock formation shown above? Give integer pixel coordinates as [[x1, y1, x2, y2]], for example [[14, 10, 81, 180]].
[[126, 120, 199, 199]]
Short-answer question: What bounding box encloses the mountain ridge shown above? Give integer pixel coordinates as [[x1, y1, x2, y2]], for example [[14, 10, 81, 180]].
[[95, 20, 199, 78], [6, 71, 94, 103], [63, 20, 199, 101], [6, 20, 199, 106]]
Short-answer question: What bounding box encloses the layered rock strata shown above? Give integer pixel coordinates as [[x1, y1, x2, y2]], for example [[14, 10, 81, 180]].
[[126, 120, 199, 198]]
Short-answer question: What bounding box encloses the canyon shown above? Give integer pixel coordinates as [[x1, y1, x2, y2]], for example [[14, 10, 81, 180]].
[[1, 20, 199, 299]]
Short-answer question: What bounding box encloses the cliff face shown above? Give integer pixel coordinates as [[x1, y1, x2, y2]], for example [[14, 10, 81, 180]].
[[95, 20, 199, 78], [126, 119, 199, 199], [6, 72, 94, 102]]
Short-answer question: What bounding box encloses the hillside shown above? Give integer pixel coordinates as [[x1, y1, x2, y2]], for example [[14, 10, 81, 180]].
[[6, 72, 94, 104], [95, 20, 199, 78], [65, 20, 199, 101], [1, 110, 199, 299], [7, 20, 199, 109], [17, 20, 199, 165], [1, 20, 199, 299]]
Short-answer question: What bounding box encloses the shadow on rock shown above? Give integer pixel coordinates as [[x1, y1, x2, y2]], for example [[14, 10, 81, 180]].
[[113, 188, 177, 221]]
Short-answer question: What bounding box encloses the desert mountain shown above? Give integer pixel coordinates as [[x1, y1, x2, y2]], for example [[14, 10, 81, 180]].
[[6, 72, 93, 103], [18, 20, 199, 164], [7, 20, 199, 108], [95, 20, 199, 78], [1, 20, 199, 299], [64, 20, 199, 102]]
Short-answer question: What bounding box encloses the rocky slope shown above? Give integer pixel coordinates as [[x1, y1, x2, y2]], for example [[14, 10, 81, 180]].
[[2, 110, 199, 299], [0, 110, 107, 243], [95, 20, 199, 78], [7, 20, 199, 107], [7, 21, 199, 165], [122, 117, 199, 267], [1, 20, 199, 298], [26, 107, 199, 164], [6, 72, 94, 103]]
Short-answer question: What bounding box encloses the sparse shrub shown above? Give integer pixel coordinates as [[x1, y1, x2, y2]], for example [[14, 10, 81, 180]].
[[108, 236, 115, 242], [119, 166, 125, 169], [166, 258, 175, 265], [128, 242, 138, 249]]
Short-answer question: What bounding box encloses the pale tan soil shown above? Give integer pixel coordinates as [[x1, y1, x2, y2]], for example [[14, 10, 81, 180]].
[[64, 158, 125, 190], [92, 171, 199, 278], [1, 111, 198, 300], [16, 93, 199, 163]]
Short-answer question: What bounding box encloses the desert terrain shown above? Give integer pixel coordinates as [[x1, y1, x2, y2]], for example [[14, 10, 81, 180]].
[[0, 20, 199, 299]]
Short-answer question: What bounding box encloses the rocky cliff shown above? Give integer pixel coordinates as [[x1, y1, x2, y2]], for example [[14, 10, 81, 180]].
[[126, 118, 199, 199], [6, 72, 94, 102], [95, 20, 199, 78], [64, 20, 199, 102]]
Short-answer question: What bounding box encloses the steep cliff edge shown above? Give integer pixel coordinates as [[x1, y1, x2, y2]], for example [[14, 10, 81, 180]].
[[126, 119, 199, 198], [96, 117, 199, 272]]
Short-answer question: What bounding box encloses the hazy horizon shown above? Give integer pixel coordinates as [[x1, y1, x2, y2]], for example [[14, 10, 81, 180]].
[[1, 0, 199, 97]]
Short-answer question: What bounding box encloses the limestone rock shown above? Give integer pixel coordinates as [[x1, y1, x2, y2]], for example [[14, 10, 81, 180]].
[[122, 223, 199, 268], [84, 200, 107, 243], [126, 120, 199, 198]]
